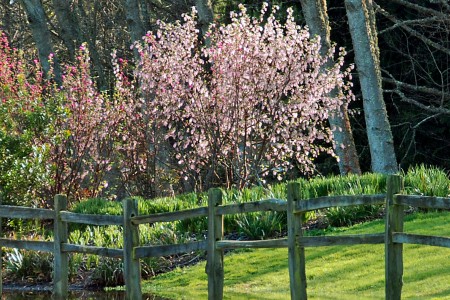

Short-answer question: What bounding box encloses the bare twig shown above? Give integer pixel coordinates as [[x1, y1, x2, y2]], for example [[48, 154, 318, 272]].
[[378, 16, 441, 34], [382, 70, 450, 100], [387, 0, 450, 19], [375, 3, 450, 56], [385, 88, 450, 115]]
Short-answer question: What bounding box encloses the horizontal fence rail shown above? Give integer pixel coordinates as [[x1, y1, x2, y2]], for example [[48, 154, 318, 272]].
[[216, 238, 288, 249], [298, 233, 385, 247], [60, 211, 123, 226], [0, 175, 449, 300], [393, 233, 450, 248], [295, 194, 386, 212], [394, 194, 450, 209], [135, 241, 207, 258], [216, 199, 287, 215], [0, 238, 54, 252], [61, 243, 123, 258], [0, 205, 54, 220], [131, 207, 208, 225]]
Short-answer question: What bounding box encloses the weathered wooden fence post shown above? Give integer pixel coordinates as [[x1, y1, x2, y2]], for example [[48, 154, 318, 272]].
[[385, 175, 403, 300], [123, 198, 142, 300], [287, 182, 307, 300], [207, 188, 224, 300], [53, 194, 69, 299]]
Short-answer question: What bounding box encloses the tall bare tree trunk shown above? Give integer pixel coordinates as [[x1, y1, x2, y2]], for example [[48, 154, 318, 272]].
[[1, 0, 13, 37], [195, 0, 214, 38], [75, 0, 107, 90], [139, 0, 151, 30], [300, 0, 361, 175], [345, 0, 398, 174], [20, 0, 61, 83], [125, 0, 145, 60], [52, 0, 80, 60]]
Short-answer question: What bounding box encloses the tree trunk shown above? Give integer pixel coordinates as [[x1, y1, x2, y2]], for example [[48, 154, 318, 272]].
[[1, 0, 13, 37], [20, 0, 61, 83], [125, 0, 145, 60], [139, 0, 151, 30], [344, 0, 398, 174], [75, 0, 107, 90], [300, 0, 362, 175], [195, 0, 214, 38], [52, 0, 81, 59]]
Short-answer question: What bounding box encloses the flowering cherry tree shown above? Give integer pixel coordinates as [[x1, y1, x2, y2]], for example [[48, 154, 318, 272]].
[[46, 45, 124, 200], [135, 4, 354, 189]]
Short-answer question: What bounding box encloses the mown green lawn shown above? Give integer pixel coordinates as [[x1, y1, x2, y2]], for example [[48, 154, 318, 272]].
[[142, 211, 450, 299]]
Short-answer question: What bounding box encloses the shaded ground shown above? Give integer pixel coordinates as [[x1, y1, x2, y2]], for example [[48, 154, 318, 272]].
[[1, 283, 164, 300], [1, 289, 127, 300]]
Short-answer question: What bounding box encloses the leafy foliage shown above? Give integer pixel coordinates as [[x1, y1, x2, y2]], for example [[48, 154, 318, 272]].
[[0, 3, 355, 203], [0, 35, 130, 205], [4, 249, 52, 282], [0, 32, 51, 206], [236, 211, 285, 240], [403, 164, 450, 197]]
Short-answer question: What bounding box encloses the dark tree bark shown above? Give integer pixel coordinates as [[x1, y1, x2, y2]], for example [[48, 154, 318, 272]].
[[195, 0, 214, 38], [125, 0, 145, 60], [300, 0, 362, 175], [52, 0, 81, 59], [20, 0, 61, 83], [1, 0, 13, 36], [75, 0, 107, 90], [345, 0, 398, 174]]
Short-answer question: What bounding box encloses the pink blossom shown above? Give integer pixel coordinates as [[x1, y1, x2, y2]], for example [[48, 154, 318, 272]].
[[134, 5, 354, 188]]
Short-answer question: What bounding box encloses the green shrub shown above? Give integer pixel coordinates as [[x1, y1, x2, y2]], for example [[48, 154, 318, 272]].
[[90, 257, 124, 286], [71, 171, 391, 236], [326, 205, 382, 227], [68, 253, 84, 280], [176, 216, 208, 235], [404, 164, 450, 197], [5, 248, 52, 282], [140, 223, 192, 246], [71, 198, 122, 215], [235, 212, 285, 240]]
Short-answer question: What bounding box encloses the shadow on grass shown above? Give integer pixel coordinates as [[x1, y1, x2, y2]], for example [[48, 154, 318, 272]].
[[2, 289, 167, 300]]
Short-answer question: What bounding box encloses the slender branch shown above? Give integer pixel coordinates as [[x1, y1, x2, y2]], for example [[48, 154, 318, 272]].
[[382, 70, 450, 100], [375, 3, 450, 56], [386, 0, 450, 19], [384, 88, 450, 115], [441, 1, 450, 11], [378, 16, 441, 35], [412, 113, 443, 129], [399, 112, 442, 164]]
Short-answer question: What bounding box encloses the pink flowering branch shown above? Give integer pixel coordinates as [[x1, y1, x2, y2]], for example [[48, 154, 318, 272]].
[[135, 4, 354, 189]]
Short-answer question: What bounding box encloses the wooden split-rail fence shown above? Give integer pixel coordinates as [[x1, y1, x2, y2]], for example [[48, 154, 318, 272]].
[[0, 175, 449, 299]]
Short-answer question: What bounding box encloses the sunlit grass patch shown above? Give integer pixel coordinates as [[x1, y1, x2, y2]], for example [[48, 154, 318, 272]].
[[142, 211, 450, 300]]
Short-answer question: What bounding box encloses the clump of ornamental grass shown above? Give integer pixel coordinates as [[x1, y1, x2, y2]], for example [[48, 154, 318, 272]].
[[404, 164, 449, 197], [4, 248, 52, 282], [236, 211, 286, 240]]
